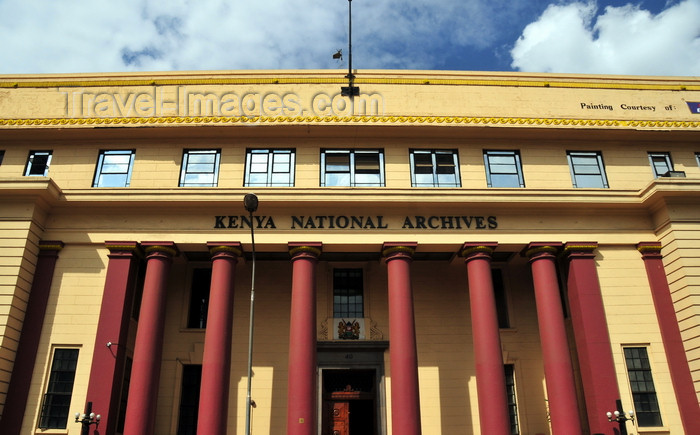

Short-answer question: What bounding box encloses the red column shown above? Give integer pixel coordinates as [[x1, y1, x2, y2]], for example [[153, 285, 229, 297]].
[[123, 242, 177, 435], [85, 241, 141, 435], [382, 242, 422, 435], [637, 242, 700, 435], [461, 243, 510, 435], [1, 241, 63, 435], [286, 242, 322, 435], [197, 242, 241, 435], [563, 242, 619, 435], [525, 243, 582, 435]]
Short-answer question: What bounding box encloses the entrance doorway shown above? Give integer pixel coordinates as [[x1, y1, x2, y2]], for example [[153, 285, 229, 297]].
[[321, 369, 377, 435]]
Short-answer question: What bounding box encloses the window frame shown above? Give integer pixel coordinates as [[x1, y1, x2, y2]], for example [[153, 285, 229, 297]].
[[24, 150, 53, 176], [409, 149, 461, 187], [567, 151, 609, 188], [504, 364, 520, 435], [648, 152, 674, 178], [623, 346, 663, 427], [332, 268, 365, 319], [179, 149, 221, 187], [321, 149, 385, 187], [187, 267, 212, 329], [93, 149, 136, 187], [484, 150, 525, 188], [38, 347, 79, 429], [244, 148, 295, 187]]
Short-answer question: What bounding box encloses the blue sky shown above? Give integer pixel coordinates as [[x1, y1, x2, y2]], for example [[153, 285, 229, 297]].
[[0, 0, 698, 76]]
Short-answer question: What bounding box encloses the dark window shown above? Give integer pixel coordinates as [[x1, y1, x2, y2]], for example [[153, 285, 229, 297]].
[[696, 152, 700, 167], [333, 268, 364, 318], [504, 364, 520, 434], [0, 150, 5, 165], [245, 149, 295, 187], [179, 149, 220, 187], [177, 365, 202, 435], [624, 347, 663, 427], [25, 150, 52, 176], [116, 357, 133, 433], [492, 269, 510, 328], [38, 348, 79, 429], [484, 150, 524, 187], [93, 150, 135, 187], [321, 149, 384, 187], [567, 151, 608, 188], [187, 268, 212, 328], [410, 149, 460, 187], [648, 152, 673, 178]]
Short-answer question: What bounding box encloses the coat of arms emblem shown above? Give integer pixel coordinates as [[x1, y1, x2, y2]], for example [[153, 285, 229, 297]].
[[337, 319, 361, 340]]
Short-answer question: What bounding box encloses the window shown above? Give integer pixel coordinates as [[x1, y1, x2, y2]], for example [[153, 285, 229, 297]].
[[116, 357, 132, 433], [0, 150, 5, 165], [25, 150, 52, 176], [484, 150, 524, 187], [648, 152, 673, 178], [696, 152, 700, 167], [177, 365, 202, 435], [567, 151, 608, 188], [624, 347, 663, 427], [244, 149, 295, 187], [38, 348, 79, 429], [410, 149, 460, 187], [504, 364, 520, 435], [321, 149, 384, 187], [187, 268, 212, 328], [179, 149, 220, 187], [492, 269, 510, 328], [93, 150, 135, 187], [333, 269, 364, 318]]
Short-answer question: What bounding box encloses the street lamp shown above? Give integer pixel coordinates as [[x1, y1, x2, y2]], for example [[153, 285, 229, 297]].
[[606, 399, 635, 435], [74, 402, 100, 435], [244, 193, 258, 435]]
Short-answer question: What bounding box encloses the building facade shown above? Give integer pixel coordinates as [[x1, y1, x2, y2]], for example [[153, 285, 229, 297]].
[[0, 70, 699, 435]]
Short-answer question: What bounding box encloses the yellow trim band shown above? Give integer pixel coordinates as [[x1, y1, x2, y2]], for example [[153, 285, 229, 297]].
[[2, 116, 698, 129]]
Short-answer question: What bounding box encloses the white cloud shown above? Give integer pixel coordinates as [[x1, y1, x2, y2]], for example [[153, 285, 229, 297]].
[[510, 0, 700, 76], [0, 0, 543, 74]]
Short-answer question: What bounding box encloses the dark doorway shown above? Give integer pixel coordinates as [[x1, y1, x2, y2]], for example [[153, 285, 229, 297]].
[[322, 369, 377, 435]]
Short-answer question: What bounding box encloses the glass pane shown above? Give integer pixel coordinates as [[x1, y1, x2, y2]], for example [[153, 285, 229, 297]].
[[326, 153, 350, 172], [491, 174, 521, 188], [187, 153, 216, 164], [355, 153, 380, 172], [186, 163, 215, 173], [575, 174, 605, 188], [325, 173, 350, 186], [413, 153, 433, 174], [354, 172, 381, 186], [247, 173, 268, 186], [98, 173, 129, 187], [413, 173, 435, 186]]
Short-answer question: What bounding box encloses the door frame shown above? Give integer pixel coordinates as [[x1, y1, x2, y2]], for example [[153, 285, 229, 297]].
[[317, 341, 389, 435]]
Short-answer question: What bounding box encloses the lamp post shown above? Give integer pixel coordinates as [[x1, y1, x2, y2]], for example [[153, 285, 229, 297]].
[[606, 399, 635, 435], [74, 402, 100, 435], [244, 193, 258, 435]]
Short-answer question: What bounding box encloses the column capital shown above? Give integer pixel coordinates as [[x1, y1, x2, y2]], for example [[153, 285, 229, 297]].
[[141, 241, 178, 258], [460, 242, 498, 261], [563, 242, 598, 260], [381, 242, 417, 261], [637, 241, 663, 259], [105, 241, 141, 258], [523, 242, 562, 260], [288, 242, 322, 260], [38, 240, 64, 252], [207, 241, 243, 258]]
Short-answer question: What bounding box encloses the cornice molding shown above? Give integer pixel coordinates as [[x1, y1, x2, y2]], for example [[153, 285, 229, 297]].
[[2, 115, 699, 130]]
